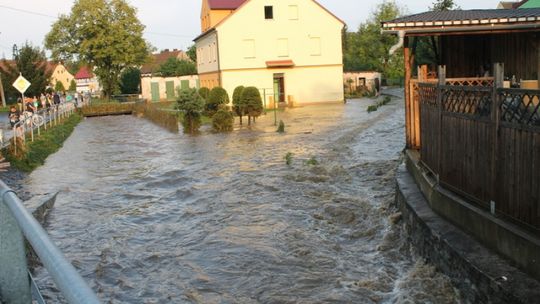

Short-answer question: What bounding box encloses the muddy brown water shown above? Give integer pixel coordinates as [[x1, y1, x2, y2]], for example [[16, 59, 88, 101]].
[[26, 96, 461, 303]]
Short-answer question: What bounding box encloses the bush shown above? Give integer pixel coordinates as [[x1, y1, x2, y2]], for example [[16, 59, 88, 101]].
[[69, 79, 77, 92], [232, 86, 246, 124], [367, 105, 378, 113], [212, 109, 234, 132], [176, 88, 204, 134], [205, 87, 229, 117], [132, 103, 179, 133], [277, 120, 285, 133], [198, 87, 210, 100], [284, 152, 293, 166], [54, 81, 66, 92], [241, 86, 263, 125]]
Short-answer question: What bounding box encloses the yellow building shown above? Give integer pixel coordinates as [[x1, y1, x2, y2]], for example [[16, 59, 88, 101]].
[[47, 63, 74, 91], [195, 0, 345, 106]]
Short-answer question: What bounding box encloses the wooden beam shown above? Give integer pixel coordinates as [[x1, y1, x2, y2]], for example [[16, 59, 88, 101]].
[[404, 36, 412, 149], [0, 73, 5, 108]]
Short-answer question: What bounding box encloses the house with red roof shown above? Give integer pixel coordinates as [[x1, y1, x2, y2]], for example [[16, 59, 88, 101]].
[[74, 66, 101, 94], [194, 0, 345, 106]]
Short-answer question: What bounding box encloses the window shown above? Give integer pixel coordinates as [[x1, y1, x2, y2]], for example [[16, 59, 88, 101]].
[[310, 37, 321, 56], [243, 39, 255, 58], [277, 38, 289, 57], [265, 6, 273, 19], [288, 5, 298, 20]]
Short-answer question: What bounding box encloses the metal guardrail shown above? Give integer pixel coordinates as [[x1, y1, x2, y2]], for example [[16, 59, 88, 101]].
[[0, 180, 100, 303]]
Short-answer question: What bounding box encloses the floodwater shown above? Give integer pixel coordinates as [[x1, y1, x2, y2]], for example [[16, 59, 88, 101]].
[[27, 94, 461, 303]]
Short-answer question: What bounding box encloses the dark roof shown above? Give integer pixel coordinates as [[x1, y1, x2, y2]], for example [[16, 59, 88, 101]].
[[208, 0, 246, 10], [383, 8, 540, 25], [140, 49, 188, 75]]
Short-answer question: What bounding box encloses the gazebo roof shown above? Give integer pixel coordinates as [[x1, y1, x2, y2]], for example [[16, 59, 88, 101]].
[[382, 8, 540, 31]]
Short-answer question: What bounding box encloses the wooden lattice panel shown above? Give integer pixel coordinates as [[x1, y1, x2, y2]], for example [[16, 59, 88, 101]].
[[417, 82, 438, 106], [499, 88, 540, 127], [441, 86, 492, 117]]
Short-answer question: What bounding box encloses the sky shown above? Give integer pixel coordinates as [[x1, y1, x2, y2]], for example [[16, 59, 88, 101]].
[[0, 0, 500, 59]]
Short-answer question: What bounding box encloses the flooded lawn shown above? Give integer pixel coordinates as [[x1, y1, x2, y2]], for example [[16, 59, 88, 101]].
[[26, 94, 460, 303]]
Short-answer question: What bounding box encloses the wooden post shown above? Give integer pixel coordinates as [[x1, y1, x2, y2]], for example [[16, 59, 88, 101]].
[[491, 63, 504, 211], [0, 73, 6, 108], [437, 65, 446, 179], [404, 36, 412, 149]]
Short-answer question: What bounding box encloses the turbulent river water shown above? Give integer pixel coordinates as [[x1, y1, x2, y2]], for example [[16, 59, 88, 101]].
[[25, 95, 461, 303]]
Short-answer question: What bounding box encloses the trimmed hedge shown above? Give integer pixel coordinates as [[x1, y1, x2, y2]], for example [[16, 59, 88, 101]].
[[206, 87, 229, 117], [212, 109, 234, 132], [133, 103, 179, 133]]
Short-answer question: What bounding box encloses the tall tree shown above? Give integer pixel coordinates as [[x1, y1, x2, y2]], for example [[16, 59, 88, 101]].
[[45, 0, 151, 98], [430, 0, 461, 11], [158, 58, 197, 77], [0, 43, 51, 100], [343, 1, 405, 79], [186, 45, 197, 63], [120, 67, 141, 94]]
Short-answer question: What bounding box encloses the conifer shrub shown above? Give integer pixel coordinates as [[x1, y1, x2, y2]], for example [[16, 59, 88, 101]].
[[176, 88, 204, 134], [205, 87, 229, 117], [212, 109, 234, 132], [277, 120, 285, 133], [232, 86, 246, 124], [198, 87, 210, 100], [241, 86, 263, 125]]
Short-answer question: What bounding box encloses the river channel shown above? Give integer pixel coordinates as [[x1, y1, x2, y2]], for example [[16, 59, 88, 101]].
[[26, 95, 461, 303]]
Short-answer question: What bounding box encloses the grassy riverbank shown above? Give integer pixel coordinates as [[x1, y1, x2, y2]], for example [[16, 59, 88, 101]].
[[5, 113, 82, 172]]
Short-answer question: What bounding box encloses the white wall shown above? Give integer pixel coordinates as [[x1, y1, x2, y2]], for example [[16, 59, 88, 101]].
[[196, 31, 219, 74], [141, 75, 199, 101], [216, 0, 344, 70]]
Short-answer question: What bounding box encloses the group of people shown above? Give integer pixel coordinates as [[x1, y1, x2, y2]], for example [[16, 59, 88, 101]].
[[9, 91, 87, 130]]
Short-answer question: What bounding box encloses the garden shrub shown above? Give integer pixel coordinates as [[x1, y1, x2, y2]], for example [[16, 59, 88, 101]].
[[198, 87, 210, 101], [176, 88, 204, 134], [232, 86, 246, 124], [212, 109, 234, 132], [241, 86, 263, 125], [206, 87, 229, 117], [277, 120, 285, 133]]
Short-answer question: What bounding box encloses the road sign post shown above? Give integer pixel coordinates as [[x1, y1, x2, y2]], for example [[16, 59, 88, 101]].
[[12, 74, 31, 106]]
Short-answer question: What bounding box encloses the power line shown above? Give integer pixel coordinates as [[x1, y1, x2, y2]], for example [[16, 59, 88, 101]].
[[0, 4, 195, 39], [0, 4, 56, 19]]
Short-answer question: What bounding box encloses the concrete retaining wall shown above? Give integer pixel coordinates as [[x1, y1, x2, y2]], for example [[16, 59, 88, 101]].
[[396, 163, 540, 303]]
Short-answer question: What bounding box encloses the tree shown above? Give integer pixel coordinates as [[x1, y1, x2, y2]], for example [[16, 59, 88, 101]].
[[55, 81, 66, 92], [241, 87, 263, 125], [414, 0, 460, 68], [0, 43, 52, 100], [120, 67, 141, 94], [158, 58, 197, 77], [232, 86, 246, 124], [206, 87, 229, 117], [69, 79, 77, 92], [45, 0, 151, 98], [187, 45, 197, 63], [342, 1, 405, 80], [176, 88, 204, 134], [430, 0, 460, 11]]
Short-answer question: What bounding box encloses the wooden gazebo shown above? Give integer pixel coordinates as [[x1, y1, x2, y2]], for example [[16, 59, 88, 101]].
[[382, 9, 540, 234]]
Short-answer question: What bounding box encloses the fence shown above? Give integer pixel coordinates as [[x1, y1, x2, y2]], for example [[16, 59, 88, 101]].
[[0, 180, 100, 303], [9, 99, 88, 153], [417, 64, 540, 232]]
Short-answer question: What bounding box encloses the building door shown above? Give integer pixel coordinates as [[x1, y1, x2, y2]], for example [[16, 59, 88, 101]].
[[273, 73, 285, 103], [151, 82, 160, 102], [165, 81, 175, 101]]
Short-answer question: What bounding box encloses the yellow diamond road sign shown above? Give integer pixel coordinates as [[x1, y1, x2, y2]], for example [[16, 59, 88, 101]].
[[12, 75, 31, 94]]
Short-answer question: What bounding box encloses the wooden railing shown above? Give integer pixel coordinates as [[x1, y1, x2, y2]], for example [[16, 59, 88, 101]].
[[417, 78, 540, 232], [407, 77, 494, 149]]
